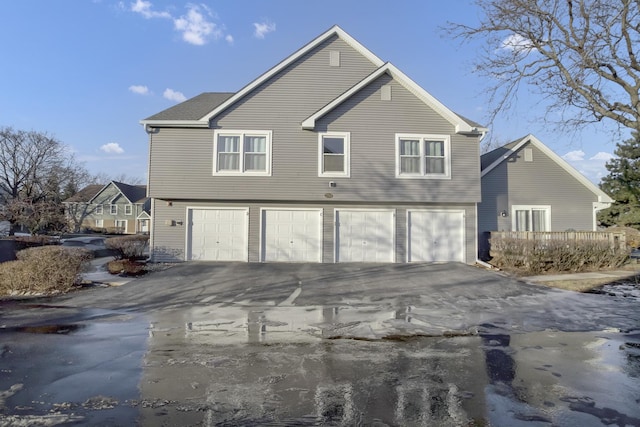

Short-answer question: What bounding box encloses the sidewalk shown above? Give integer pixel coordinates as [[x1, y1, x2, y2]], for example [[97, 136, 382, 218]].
[[81, 257, 135, 287]]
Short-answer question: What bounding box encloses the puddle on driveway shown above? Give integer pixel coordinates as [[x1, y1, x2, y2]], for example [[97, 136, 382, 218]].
[[137, 304, 640, 426], [2, 288, 640, 426], [0, 308, 149, 426]]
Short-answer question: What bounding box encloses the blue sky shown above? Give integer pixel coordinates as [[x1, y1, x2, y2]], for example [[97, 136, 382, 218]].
[[0, 0, 628, 184]]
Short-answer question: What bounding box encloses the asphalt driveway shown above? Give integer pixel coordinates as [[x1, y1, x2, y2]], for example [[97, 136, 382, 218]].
[[2, 262, 640, 426]]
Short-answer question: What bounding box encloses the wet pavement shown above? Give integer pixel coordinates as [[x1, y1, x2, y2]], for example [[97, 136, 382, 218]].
[[1, 262, 639, 426]]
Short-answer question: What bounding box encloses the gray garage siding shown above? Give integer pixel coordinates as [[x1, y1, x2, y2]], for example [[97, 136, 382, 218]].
[[150, 200, 477, 264]]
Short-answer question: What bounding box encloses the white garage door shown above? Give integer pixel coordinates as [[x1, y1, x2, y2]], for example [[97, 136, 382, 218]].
[[187, 208, 248, 261], [407, 210, 465, 262], [336, 210, 395, 262], [261, 209, 322, 262]]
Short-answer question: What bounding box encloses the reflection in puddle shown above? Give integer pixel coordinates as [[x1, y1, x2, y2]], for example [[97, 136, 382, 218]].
[[170, 304, 464, 346], [1, 324, 86, 334], [142, 304, 640, 426]]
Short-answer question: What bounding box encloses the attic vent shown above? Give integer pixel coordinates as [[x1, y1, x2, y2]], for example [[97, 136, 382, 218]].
[[330, 50, 340, 67], [381, 85, 391, 101], [524, 148, 533, 162]]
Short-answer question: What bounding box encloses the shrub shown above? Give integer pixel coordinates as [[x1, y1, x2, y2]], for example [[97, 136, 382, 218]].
[[490, 237, 629, 274], [107, 259, 146, 276], [0, 246, 93, 296], [105, 235, 149, 260]]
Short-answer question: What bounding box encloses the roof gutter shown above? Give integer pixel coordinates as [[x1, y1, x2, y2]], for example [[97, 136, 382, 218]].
[[140, 120, 210, 130]]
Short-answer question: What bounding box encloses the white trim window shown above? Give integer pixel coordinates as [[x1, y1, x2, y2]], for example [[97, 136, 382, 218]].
[[512, 205, 551, 232], [110, 204, 117, 215], [95, 205, 103, 215], [115, 219, 127, 233], [95, 219, 104, 228], [213, 130, 272, 175], [395, 134, 451, 179], [125, 204, 132, 215], [318, 132, 350, 177]]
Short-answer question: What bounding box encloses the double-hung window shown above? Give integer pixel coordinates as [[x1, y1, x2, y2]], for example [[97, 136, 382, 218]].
[[125, 204, 132, 215], [318, 132, 350, 177], [396, 134, 451, 179], [95, 205, 103, 215], [512, 205, 551, 231], [213, 130, 272, 175], [110, 204, 117, 215]]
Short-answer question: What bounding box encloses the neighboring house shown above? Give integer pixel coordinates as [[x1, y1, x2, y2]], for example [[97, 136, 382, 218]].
[[64, 181, 150, 234], [478, 134, 613, 259], [141, 25, 487, 264]]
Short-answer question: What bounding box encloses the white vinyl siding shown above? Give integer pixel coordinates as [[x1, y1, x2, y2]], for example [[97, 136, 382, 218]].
[[395, 134, 451, 179], [512, 205, 551, 232], [213, 130, 272, 176], [318, 132, 350, 177]]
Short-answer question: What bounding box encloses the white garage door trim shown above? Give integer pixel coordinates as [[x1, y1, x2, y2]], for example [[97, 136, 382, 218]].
[[185, 207, 249, 261], [406, 209, 465, 263], [260, 208, 323, 263], [334, 209, 395, 263]]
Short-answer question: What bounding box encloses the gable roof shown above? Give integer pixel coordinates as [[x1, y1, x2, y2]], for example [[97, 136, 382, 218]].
[[143, 92, 234, 123], [89, 181, 148, 204], [481, 134, 613, 203], [141, 25, 384, 128], [301, 62, 487, 134], [63, 184, 104, 203]]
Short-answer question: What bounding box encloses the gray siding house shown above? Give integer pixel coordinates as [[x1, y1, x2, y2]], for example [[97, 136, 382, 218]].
[[478, 134, 613, 259], [141, 25, 486, 263]]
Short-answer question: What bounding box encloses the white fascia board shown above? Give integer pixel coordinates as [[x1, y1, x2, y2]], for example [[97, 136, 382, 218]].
[[302, 66, 389, 130], [303, 62, 478, 134], [385, 63, 475, 134], [481, 135, 530, 178], [140, 120, 209, 128], [200, 25, 384, 124], [482, 134, 614, 203], [87, 182, 113, 204], [524, 134, 614, 203]]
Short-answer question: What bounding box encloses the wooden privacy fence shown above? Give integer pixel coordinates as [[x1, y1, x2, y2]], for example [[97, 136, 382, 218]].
[[490, 231, 627, 250]]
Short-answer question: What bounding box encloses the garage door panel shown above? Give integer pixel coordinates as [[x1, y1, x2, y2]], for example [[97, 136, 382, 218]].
[[408, 210, 464, 262], [262, 209, 322, 262], [188, 208, 248, 261], [336, 210, 394, 263]]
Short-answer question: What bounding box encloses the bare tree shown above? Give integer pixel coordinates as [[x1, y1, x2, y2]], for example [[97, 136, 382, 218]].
[[0, 127, 91, 234], [90, 172, 145, 185], [446, 0, 640, 133]]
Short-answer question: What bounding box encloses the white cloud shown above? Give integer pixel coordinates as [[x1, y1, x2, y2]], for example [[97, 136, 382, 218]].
[[163, 88, 187, 103], [100, 143, 125, 154], [174, 4, 221, 45], [130, 0, 171, 19], [501, 33, 536, 53], [562, 150, 585, 162], [253, 21, 276, 39], [562, 149, 614, 183], [591, 151, 614, 161], [129, 1, 229, 46], [128, 85, 150, 95]]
